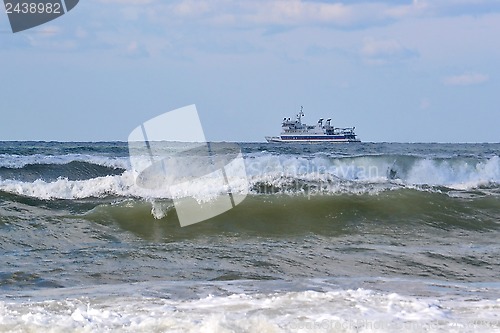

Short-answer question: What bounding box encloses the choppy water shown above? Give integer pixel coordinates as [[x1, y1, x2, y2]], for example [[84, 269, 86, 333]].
[[0, 141, 499, 332]]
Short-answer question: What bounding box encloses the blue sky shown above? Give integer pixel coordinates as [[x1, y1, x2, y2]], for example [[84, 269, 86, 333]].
[[1, 0, 499, 142]]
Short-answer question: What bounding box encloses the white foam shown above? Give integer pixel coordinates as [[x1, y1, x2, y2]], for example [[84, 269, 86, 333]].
[[244, 153, 392, 182], [244, 152, 500, 192], [0, 171, 168, 200], [1, 289, 499, 332], [405, 155, 500, 190]]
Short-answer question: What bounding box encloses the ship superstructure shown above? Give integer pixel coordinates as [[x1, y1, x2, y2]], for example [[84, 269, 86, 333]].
[[265, 107, 360, 143]]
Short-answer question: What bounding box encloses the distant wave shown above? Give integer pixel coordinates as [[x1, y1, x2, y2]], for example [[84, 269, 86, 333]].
[[0, 161, 126, 183], [0, 153, 129, 169]]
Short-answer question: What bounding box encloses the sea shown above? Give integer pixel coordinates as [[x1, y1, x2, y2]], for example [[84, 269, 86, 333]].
[[0, 141, 499, 332]]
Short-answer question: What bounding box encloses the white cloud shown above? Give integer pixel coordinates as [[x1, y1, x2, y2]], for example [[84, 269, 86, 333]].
[[384, 0, 429, 19], [173, 0, 211, 17], [443, 72, 489, 86], [97, 0, 153, 4], [361, 38, 402, 57], [167, 0, 429, 28], [361, 38, 418, 65], [35, 25, 62, 35], [75, 27, 88, 39], [420, 98, 431, 110], [82, 0, 500, 36], [24, 25, 81, 50], [244, 1, 352, 25]]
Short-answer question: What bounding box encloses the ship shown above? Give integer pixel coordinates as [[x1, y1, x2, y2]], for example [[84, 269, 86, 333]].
[[265, 107, 361, 143]]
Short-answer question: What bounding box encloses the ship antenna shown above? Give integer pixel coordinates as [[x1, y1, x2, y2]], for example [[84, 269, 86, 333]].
[[297, 106, 304, 123]]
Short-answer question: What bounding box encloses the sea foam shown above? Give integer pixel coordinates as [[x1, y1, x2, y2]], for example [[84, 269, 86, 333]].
[[1, 288, 499, 332]]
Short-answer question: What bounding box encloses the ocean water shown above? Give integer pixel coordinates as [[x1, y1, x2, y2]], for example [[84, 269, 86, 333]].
[[0, 141, 499, 332]]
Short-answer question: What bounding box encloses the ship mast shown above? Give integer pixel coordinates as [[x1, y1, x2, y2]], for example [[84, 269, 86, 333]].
[[296, 106, 304, 124]]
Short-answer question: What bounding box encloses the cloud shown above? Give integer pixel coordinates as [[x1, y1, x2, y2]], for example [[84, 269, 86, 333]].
[[96, 0, 154, 4], [173, 0, 211, 17], [8, 0, 500, 61], [163, 0, 500, 30], [11, 0, 500, 42], [428, 0, 500, 17], [443, 72, 489, 86], [243, 1, 353, 25], [360, 38, 419, 65], [166, 0, 429, 29], [419, 98, 431, 110]]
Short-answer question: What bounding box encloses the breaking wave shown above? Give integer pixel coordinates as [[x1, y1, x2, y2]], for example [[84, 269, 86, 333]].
[[0, 153, 498, 201]]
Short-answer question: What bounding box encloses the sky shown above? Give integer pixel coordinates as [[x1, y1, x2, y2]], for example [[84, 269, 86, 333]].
[[0, 0, 499, 143]]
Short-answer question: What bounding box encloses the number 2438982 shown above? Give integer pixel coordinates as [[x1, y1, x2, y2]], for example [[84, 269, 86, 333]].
[[5, 2, 62, 14]]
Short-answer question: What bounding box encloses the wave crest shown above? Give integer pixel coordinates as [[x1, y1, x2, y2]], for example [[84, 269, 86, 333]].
[[0, 154, 498, 201]]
